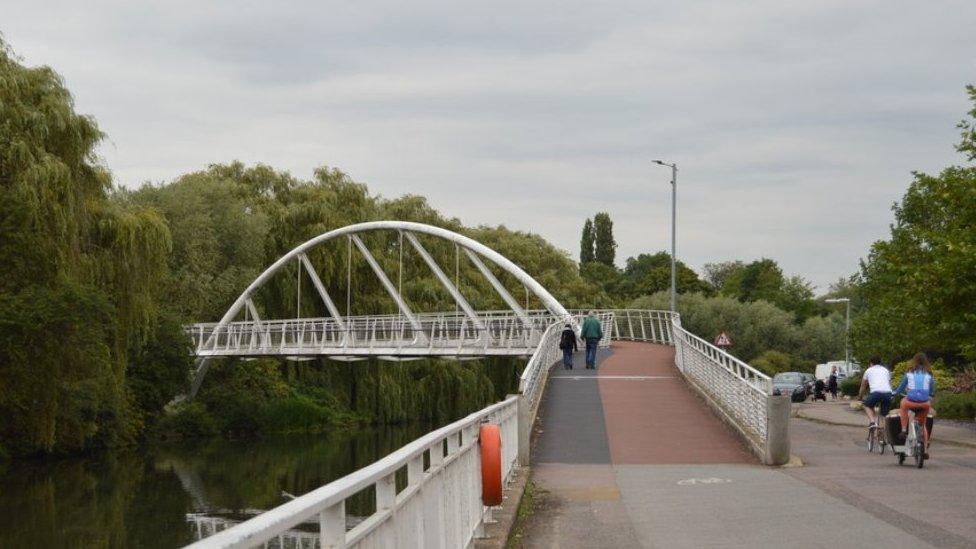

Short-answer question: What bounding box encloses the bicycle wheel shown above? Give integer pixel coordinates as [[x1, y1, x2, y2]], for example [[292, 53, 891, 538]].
[[914, 421, 926, 468], [866, 425, 876, 453]]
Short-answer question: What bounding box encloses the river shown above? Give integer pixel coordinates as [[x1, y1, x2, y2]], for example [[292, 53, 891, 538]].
[[0, 424, 430, 548]]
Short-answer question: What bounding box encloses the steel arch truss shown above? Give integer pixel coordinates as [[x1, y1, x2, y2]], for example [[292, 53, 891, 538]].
[[187, 221, 572, 396]]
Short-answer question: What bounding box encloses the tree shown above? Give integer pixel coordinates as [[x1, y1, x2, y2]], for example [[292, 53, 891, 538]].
[[734, 258, 785, 303], [622, 252, 712, 298], [957, 84, 976, 162], [0, 40, 170, 454], [580, 218, 595, 265], [855, 86, 976, 366], [629, 291, 843, 368], [776, 275, 819, 322], [703, 261, 745, 291], [592, 212, 616, 267], [855, 165, 976, 363]]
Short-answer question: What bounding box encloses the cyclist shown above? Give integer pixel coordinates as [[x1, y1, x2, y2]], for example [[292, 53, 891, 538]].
[[892, 352, 936, 457], [858, 356, 893, 428]]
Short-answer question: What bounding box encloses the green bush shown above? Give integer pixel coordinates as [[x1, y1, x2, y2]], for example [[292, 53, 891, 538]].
[[262, 396, 337, 433], [841, 373, 862, 397], [935, 392, 976, 420], [751, 350, 793, 376], [629, 291, 844, 365], [157, 402, 218, 439]]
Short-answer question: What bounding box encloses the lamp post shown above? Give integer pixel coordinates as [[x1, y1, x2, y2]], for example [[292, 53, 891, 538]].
[[825, 298, 851, 366], [653, 160, 678, 312]]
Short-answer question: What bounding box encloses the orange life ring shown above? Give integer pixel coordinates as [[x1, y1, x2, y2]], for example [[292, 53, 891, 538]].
[[480, 423, 503, 506]]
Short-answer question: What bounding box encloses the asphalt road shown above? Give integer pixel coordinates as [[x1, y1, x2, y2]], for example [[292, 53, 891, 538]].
[[786, 417, 976, 548]]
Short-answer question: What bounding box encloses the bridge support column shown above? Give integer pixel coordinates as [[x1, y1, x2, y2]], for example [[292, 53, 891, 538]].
[[765, 395, 791, 466], [515, 394, 531, 466]]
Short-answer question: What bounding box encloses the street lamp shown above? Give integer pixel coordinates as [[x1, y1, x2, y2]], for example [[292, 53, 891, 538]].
[[653, 160, 678, 312], [825, 298, 851, 366]]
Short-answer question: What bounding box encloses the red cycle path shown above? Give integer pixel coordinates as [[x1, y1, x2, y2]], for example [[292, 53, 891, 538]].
[[597, 341, 755, 464]]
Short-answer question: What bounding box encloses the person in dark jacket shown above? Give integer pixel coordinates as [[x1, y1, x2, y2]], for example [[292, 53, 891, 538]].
[[558, 323, 578, 370], [828, 367, 839, 400], [580, 311, 603, 369]]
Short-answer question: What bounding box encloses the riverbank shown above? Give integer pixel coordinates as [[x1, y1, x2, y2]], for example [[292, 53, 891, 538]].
[[0, 425, 432, 548]]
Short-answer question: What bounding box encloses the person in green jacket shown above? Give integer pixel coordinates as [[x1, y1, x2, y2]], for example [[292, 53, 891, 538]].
[[580, 311, 604, 369]]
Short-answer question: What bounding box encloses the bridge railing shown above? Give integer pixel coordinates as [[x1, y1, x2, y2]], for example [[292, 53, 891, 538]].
[[608, 309, 675, 344], [187, 311, 558, 357], [669, 317, 779, 461], [187, 396, 519, 549]]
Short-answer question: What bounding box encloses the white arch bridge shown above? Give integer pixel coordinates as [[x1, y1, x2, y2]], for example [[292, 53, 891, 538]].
[[184, 221, 788, 549], [185, 221, 618, 397]]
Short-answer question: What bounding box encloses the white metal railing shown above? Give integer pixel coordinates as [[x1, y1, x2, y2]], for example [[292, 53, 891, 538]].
[[670, 317, 772, 445], [186, 311, 559, 358], [186, 396, 519, 549], [186, 515, 319, 548], [609, 309, 675, 345]]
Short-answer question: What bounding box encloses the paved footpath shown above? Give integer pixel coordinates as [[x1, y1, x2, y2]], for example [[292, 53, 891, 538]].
[[795, 399, 976, 448], [517, 341, 975, 548]]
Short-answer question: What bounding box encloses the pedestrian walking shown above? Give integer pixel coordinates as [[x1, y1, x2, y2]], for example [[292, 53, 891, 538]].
[[558, 323, 578, 370], [580, 311, 603, 369], [828, 367, 839, 400]]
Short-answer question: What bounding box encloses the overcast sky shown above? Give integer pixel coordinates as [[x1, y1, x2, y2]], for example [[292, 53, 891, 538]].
[[3, 1, 975, 291]]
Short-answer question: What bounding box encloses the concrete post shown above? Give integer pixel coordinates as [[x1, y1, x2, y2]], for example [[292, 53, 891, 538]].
[[514, 394, 531, 466], [765, 395, 791, 465]]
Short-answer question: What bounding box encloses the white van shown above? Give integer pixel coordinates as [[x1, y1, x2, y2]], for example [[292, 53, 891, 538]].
[[815, 360, 860, 382]]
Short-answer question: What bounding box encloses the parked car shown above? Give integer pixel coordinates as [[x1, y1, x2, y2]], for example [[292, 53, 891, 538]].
[[772, 372, 809, 402]]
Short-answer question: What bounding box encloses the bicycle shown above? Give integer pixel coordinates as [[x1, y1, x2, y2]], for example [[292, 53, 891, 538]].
[[866, 411, 888, 454], [892, 408, 927, 468]]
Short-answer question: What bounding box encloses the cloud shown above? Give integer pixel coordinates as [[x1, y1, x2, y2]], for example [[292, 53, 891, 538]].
[[3, 0, 974, 290]]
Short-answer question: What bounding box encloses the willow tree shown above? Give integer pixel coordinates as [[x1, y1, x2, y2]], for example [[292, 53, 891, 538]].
[[0, 40, 170, 455]]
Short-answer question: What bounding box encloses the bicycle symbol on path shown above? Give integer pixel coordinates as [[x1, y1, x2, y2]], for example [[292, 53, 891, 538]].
[[676, 477, 733, 486]]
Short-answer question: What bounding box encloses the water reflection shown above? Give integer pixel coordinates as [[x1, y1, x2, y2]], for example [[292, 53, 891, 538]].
[[0, 424, 428, 548]]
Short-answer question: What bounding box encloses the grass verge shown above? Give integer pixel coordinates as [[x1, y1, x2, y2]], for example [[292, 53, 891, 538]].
[[506, 479, 536, 548]]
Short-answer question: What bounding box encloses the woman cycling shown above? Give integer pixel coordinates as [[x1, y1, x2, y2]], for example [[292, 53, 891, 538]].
[[892, 352, 936, 457]]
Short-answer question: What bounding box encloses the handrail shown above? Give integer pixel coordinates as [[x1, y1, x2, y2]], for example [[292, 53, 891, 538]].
[[670, 321, 770, 394], [668, 314, 772, 448], [186, 396, 519, 548]]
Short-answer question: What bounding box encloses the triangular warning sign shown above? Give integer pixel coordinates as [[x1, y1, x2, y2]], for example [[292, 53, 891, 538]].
[[714, 331, 733, 347]]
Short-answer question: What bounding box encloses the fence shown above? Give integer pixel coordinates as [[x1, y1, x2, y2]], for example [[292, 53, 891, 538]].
[[186, 397, 519, 549], [187, 311, 557, 358], [609, 309, 675, 344], [668, 317, 785, 463]]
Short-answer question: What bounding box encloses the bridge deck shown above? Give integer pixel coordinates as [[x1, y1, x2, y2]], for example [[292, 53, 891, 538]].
[[520, 341, 937, 548]]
